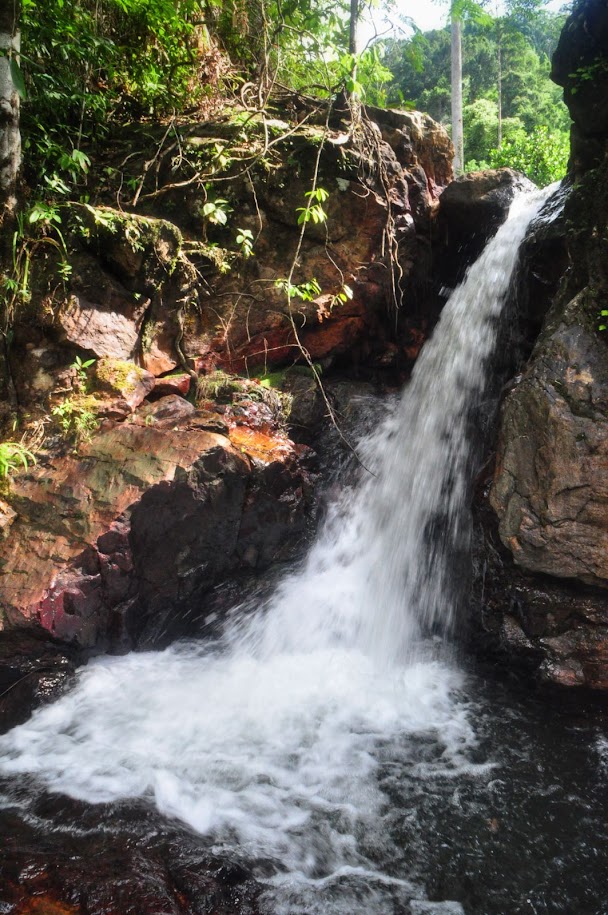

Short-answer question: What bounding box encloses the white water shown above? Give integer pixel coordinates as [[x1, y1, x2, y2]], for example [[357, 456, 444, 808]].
[[0, 187, 551, 913]]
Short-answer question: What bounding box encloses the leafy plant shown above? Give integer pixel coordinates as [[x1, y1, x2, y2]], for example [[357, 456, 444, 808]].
[[0, 442, 36, 480], [72, 356, 96, 390], [332, 283, 353, 308], [296, 188, 329, 226], [275, 277, 322, 302], [1, 200, 72, 346], [51, 397, 99, 443], [202, 198, 232, 226], [236, 228, 254, 258]]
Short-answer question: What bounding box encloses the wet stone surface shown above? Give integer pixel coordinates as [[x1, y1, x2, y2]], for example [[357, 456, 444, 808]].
[[0, 790, 261, 915], [0, 632, 79, 735]]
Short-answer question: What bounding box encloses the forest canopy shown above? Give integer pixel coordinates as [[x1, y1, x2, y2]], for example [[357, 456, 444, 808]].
[[11, 0, 571, 191], [378, 2, 570, 185]]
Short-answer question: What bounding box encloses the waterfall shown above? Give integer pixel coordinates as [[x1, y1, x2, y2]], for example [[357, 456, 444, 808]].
[[0, 185, 552, 913]]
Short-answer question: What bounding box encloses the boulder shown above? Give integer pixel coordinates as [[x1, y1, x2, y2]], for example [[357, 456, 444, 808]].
[[552, 0, 608, 153], [436, 168, 535, 287], [490, 298, 608, 589], [0, 412, 313, 653], [94, 356, 156, 410]]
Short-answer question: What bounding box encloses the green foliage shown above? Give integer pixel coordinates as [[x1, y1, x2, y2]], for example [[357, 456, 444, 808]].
[[20, 0, 219, 185], [379, 4, 569, 173], [296, 188, 329, 226], [488, 125, 569, 186], [51, 396, 99, 443], [0, 442, 36, 480], [72, 356, 96, 390], [275, 278, 322, 302], [236, 228, 254, 258], [202, 198, 232, 227], [1, 200, 72, 343]]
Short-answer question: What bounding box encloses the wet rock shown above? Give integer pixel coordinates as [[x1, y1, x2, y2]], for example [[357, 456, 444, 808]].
[[0, 631, 78, 734], [436, 168, 535, 287], [0, 795, 261, 914]]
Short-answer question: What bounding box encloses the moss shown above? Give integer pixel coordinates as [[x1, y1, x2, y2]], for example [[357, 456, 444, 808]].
[[196, 370, 243, 403], [67, 203, 183, 282], [94, 357, 147, 395], [182, 240, 233, 274]]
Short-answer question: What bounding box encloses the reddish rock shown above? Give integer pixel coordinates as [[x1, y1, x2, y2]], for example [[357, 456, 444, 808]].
[[57, 290, 149, 361], [152, 372, 192, 398], [368, 107, 454, 189], [137, 394, 196, 427], [0, 412, 312, 651]]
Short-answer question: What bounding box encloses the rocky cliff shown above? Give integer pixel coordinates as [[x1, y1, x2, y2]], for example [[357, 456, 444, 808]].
[[0, 101, 457, 722], [476, 0, 608, 689]]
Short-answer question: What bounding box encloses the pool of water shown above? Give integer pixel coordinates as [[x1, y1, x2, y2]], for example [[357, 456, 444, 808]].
[[1, 658, 606, 915]]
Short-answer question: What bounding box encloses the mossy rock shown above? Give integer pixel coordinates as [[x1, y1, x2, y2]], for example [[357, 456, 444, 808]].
[[94, 356, 151, 397], [67, 203, 183, 291]]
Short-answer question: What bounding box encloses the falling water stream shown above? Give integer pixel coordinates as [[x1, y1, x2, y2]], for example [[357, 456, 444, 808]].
[[2, 186, 608, 915]]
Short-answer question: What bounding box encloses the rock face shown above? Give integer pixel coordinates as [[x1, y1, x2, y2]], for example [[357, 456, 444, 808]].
[[491, 303, 608, 589], [0, 101, 453, 671], [475, 0, 608, 689], [436, 168, 535, 288], [5, 104, 453, 422], [0, 404, 313, 654], [552, 0, 608, 176]]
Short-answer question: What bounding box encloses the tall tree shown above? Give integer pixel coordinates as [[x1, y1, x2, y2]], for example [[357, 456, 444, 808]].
[[0, 0, 21, 223], [451, 11, 464, 170], [350, 0, 360, 54]]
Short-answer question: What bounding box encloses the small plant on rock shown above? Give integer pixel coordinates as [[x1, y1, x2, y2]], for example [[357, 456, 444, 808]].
[[51, 396, 99, 444], [71, 355, 96, 391], [0, 441, 36, 480]]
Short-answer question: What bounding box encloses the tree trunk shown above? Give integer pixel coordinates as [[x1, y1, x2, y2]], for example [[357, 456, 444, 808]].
[[497, 22, 503, 149], [0, 0, 21, 225], [451, 16, 464, 174], [349, 0, 359, 55]]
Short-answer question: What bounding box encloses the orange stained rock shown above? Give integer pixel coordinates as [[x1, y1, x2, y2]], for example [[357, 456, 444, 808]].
[[228, 425, 293, 464], [17, 897, 80, 915]]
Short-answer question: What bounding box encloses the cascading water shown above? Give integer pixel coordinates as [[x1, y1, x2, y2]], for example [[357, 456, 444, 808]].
[[0, 186, 553, 913]]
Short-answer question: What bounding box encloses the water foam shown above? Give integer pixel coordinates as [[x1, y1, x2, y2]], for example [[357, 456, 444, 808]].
[[0, 185, 553, 912]]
